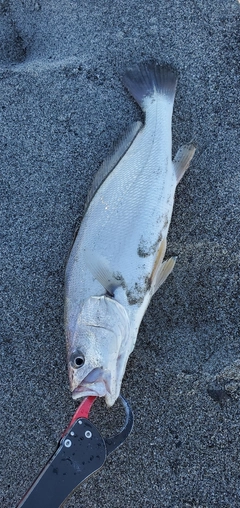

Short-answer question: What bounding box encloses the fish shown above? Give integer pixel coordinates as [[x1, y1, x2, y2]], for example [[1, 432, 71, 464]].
[[65, 61, 195, 406]]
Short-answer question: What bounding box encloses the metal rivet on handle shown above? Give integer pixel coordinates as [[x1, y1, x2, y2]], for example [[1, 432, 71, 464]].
[[64, 439, 72, 448], [85, 430, 92, 439]]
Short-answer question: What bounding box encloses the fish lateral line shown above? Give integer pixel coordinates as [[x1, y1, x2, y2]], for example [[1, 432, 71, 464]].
[[65, 61, 196, 406]]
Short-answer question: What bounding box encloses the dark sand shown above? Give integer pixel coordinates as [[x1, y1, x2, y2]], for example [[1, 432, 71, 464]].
[[1, 1, 240, 507]]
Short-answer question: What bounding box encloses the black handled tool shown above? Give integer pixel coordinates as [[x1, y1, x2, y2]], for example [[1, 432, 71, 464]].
[[17, 394, 133, 508]]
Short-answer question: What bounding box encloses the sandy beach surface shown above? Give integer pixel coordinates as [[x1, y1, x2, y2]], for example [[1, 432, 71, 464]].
[[1, 1, 240, 507]]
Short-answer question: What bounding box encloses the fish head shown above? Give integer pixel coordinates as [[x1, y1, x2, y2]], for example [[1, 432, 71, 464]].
[[66, 295, 130, 406]]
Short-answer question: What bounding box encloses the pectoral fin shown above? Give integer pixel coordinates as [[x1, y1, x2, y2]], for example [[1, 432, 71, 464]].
[[85, 250, 123, 295], [173, 143, 196, 184]]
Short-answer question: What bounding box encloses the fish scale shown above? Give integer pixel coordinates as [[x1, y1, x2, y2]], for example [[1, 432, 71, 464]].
[[65, 62, 196, 406], [77, 131, 172, 283]]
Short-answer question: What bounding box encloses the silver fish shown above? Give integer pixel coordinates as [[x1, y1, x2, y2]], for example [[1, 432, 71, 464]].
[[65, 62, 195, 406]]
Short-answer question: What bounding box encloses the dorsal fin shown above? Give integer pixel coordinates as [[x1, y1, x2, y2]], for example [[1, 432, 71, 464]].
[[84, 121, 143, 212]]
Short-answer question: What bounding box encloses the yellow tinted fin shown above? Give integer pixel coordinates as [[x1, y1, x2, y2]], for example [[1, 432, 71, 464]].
[[173, 143, 196, 184], [151, 257, 176, 295], [150, 238, 167, 285], [150, 239, 176, 296]]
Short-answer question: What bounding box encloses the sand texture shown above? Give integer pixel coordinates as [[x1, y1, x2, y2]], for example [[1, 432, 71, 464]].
[[1, 1, 240, 507]]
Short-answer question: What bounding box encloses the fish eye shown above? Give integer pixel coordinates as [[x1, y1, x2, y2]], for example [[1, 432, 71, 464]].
[[70, 352, 85, 369]]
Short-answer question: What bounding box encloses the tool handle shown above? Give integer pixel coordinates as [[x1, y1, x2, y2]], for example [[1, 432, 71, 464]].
[[17, 418, 106, 508]]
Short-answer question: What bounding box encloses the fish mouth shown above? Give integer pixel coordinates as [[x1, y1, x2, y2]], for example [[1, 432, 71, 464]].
[[72, 367, 111, 400]]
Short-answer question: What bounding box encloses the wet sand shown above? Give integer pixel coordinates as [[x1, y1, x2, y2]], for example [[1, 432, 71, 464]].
[[1, 1, 240, 507]]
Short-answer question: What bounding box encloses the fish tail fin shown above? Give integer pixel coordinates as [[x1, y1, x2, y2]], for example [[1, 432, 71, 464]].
[[123, 61, 177, 111]]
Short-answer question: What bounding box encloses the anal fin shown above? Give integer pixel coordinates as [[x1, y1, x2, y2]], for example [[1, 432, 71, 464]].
[[173, 143, 196, 184]]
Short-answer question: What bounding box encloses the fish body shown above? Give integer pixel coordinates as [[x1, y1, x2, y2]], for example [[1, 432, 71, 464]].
[[65, 62, 195, 406]]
